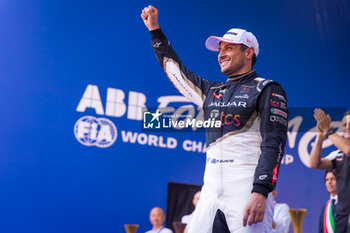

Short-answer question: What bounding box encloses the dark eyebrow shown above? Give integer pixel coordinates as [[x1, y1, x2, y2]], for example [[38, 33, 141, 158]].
[[218, 43, 234, 50], [222, 44, 234, 48]]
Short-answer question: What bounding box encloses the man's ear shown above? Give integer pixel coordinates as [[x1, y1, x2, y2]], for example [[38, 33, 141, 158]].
[[246, 47, 255, 60]]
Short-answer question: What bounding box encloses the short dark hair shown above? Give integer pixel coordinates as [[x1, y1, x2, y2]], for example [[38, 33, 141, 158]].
[[324, 169, 336, 182], [240, 44, 256, 67], [344, 111, 350, 117]]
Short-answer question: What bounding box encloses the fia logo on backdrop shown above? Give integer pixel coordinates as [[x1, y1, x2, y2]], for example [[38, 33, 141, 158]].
[[74, 116, 117, 148]]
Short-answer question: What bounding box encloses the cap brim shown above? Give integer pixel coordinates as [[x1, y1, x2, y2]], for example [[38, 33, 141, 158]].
[[205, 36, 240, 52]]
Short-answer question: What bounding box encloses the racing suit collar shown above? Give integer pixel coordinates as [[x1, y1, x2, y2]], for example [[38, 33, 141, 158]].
[[226, 70, 258, 84]]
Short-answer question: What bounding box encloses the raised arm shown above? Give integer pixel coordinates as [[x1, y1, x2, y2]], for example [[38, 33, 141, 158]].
[[141, 5, 160, 31], [141, 5, 214, 106], [314, 108, 350, 156], [328, 133, 350, 156], [309, 130, 333, 169]]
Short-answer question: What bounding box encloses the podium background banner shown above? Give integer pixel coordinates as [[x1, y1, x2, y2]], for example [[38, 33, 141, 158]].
[[1, 0, 349, 232]]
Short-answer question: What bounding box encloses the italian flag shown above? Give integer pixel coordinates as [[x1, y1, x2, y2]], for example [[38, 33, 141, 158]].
[[323, 200, 335, 233]]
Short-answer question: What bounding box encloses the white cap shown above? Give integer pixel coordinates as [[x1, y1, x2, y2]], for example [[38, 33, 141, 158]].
[[205, 28, 259, 56]]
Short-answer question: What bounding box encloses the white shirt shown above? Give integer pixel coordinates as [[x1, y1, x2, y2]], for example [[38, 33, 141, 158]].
[[330, 194, 338, 205], [181, 212, 194, 229], [145, 226, 173, 233], [272, 203, 291, 233]]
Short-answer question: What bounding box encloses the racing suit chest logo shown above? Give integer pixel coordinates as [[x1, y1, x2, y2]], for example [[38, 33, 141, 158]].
[[209, 85, 251, 108], [206, 86, 257, 128], [208, 101, 247, 107], [213, 92, 223, 99], [204, 78, 274, 146]]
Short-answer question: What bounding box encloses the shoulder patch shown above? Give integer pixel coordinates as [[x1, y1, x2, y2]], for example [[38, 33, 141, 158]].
[[255, 77, 275, 92], [325, 149, 343, 161]]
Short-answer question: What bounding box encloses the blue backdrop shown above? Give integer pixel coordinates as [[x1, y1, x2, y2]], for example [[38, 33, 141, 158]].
[[1, 0, 349, 232]]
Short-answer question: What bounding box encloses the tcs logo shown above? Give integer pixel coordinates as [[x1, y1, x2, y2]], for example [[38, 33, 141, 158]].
[[270, 99, 280, 107], [220, 112, 241, 126]]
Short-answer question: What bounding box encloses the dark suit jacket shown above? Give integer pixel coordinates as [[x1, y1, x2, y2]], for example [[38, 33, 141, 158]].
[[319, 205, 326, 233], [319, 201, 336, 233]]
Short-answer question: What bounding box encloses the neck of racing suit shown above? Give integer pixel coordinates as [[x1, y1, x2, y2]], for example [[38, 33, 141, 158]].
[[226, 70, 257, 84]]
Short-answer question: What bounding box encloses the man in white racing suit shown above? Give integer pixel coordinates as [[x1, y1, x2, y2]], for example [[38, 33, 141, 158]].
[[141, 5, 288, 233]]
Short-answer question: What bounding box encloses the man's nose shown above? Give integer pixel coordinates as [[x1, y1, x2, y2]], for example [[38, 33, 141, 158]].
[[218, 52, 226, 61]]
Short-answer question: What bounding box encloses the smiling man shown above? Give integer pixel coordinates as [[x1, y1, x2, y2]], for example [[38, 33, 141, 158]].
[[141, 5, 288, 233], [318, 170, 337, 233]]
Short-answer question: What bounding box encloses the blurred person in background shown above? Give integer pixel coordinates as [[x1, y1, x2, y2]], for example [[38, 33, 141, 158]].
[[318, 170, 337, 233], [182, 191, 201, 233], [271, 190, 291, 233], [310, 109, 350, 233], [146, 207, 173, 233]]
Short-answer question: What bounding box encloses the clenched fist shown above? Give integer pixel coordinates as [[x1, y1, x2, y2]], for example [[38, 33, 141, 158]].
[[141, 5, 160, 31]]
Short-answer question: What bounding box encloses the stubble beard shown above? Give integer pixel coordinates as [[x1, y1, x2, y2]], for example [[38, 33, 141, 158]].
[[221, 63, 243, 77], [220, 58, 248, 77]]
